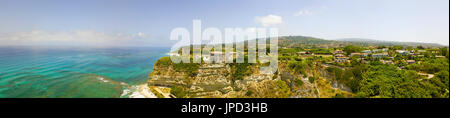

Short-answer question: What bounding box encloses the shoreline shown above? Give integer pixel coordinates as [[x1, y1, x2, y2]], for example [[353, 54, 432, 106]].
[[128, 84, 158, 98]]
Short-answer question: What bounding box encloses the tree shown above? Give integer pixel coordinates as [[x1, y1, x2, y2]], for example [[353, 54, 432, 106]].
[[327, 67, 343, 81], [417, 46, 425, 49], [392, 46, 404, 50], [406, 58, 449, 74], [308, 76, 316, 83], [294, 79, 304, 87], [343, 45, 362, 55], [440, 47, 449, 58], [356, 64, 444, 98]]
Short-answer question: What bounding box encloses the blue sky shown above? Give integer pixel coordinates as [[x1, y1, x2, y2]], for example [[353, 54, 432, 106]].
[[0, 0, 448, 47]]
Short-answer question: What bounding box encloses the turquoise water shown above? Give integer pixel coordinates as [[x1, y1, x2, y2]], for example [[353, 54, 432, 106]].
[[0, 46, 169, 98]]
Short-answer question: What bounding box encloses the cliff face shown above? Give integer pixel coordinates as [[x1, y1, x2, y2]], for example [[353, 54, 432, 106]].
[[147, 62, 280, 98], [147, 57, 352, 98]]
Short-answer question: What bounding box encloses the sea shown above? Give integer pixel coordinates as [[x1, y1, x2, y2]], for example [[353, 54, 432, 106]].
[[0, 46, 169, 98]]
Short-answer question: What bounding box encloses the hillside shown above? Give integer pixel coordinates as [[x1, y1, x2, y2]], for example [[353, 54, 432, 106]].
[[335, 38, 445, 48], [145, 35, 449, 98]]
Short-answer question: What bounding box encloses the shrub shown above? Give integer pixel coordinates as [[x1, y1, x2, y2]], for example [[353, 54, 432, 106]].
[[275, 80, 291, 97], [294, 79, 304, 87], [170, 85, 187, 98], [308, 76, 315, 83]]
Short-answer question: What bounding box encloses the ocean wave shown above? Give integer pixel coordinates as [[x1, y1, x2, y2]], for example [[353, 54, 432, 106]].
[[120, 84, 157, 98]]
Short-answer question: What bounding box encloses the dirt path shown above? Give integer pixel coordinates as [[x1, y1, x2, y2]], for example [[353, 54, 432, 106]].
[[418, 72, 434, 79], [153, 87, 172, 98]]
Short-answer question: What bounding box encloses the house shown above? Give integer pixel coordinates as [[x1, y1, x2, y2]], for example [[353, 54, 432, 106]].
[[396, 50, 411, 55], [428, 49, 440, 54], [167, 52, 180, 56], [362, 50, 371, 56], [381, 60, 393, 65], [362, 50, 371, 53], [334, 54, 347, 63], [372, 49, 381, 53], [436, 56, 446, 58], [372, 52, 389, 58], [335, 57, 347, 63], [407, 60, 416, 64], [335, 50, 344, 54], [297, 51, 309, 55], [417, 50, 427, 55]]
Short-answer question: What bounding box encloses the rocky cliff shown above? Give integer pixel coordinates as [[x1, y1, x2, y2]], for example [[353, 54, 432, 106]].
[[146, 57, 353, 98]]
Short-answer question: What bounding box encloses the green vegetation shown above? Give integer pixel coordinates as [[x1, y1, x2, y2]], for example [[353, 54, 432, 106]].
[[275, 80, 291, 97], [278, 40, 448, 98], [294, 79, 304, 87], [154, 36, 448, 98], [287, 59, 313, 75], [231, 62, 252, 81], [309, 48, 332, 54], [244, 80, 292, 98], [308, 76, 316, 83], [343, 45, 362, 54], [173, 63, 200, 77], [155, 56, 200, 77], [406, 58, 449, 74], [170, 85, 188, 98], [230, 56, 254, 82], [154, 56, 172, 67], [355, 63, 447, 98], [327, 67, 343, 81]]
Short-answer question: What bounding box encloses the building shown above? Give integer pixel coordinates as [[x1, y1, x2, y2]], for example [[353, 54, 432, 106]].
[[167, 52, 180, 56], [417, 50, 427, 55], [334, 54, 347, 63], [335, 57, 347, 63], [427, 49, 440, 54], [381, 60, 394, 65], [407, 60, 416, 64], [372, 52, 389, 58], [362, 50, 371, 56], [297, 51, 309, 55], [436, 56, 446, 58], [362, 50, 371, 53], [335, 50, 344, 54], [372, 49, 381, 52], [396, 50, 411, 55]]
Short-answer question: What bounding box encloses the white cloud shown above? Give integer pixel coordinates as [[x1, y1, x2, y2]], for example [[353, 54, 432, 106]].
[[0, 30, 149, 47], [255, 14, 283, 27], [293, 10, 313, 16]]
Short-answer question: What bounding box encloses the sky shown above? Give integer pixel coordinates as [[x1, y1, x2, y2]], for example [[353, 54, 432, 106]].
[[0, 0, 448, 47]]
